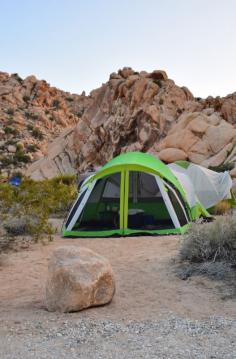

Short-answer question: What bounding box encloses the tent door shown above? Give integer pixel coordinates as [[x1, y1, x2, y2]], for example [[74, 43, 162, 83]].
[[155, 176, 181, 228], [125, 171, 176, 231], [66, 180, 97, 231], [68, 172, 124, 233]]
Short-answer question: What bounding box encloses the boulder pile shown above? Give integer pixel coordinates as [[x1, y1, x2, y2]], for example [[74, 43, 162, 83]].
[[0, 71, 91, 178], [1, 68, 236, 181]]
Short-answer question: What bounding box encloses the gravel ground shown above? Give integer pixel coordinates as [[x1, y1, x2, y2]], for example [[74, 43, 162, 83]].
[[1, 235, 235, 358], [1, 314, 235, 359]]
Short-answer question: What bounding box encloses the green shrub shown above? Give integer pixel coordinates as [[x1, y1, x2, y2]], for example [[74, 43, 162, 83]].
[[4, 126, 19, 136], [0, 176, 77, 226], [27, 124, 33, 131], [0, 175, 77, 242], [13, 151, 31, 164], [51, 174, 76, 186], [180, 215, 236, 263], [16, 143, 24, 151]]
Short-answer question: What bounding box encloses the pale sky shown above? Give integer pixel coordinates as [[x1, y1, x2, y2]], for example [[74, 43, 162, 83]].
[[0, 0, 236, 98]]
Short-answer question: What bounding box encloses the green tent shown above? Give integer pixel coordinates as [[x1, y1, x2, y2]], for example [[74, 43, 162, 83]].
[[63, 152, 209, 237]]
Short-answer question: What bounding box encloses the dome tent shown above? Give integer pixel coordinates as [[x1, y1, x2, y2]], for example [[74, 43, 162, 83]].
[[63, 152, 210, 237]]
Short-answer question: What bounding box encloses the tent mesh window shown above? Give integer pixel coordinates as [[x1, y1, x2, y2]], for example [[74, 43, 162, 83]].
[[72, 173, 121, 231], [65, 189, 87, 228], [128, 171, 174, 230]]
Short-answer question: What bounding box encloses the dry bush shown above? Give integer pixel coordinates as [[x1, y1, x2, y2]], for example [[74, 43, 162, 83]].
[[0, 234, 17, 254], [210, 200, 232, 215], [177, 215, 236, 295], [180, 215, 236, 263]]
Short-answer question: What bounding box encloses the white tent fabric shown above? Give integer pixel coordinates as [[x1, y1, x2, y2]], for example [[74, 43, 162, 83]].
[[168, 163, 232, 209], [167, 165, 198, 207]]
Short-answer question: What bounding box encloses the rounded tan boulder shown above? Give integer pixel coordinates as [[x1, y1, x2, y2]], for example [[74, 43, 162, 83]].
[[45, 246, 115, 313], [158, 148, 188, 163]]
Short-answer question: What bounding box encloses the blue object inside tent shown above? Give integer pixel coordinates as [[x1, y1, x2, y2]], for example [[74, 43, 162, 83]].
[[9, 176, 22, 186]]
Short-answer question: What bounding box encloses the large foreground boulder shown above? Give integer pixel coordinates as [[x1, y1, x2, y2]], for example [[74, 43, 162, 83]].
[[45, 246, 115, 313]]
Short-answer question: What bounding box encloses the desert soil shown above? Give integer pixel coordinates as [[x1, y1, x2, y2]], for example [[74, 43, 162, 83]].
[[0, 234, 235, 358]]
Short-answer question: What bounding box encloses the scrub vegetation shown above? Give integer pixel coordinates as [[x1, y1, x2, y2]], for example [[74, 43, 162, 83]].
[[0, 175, 77, 252], [177, 214, 236, 297]]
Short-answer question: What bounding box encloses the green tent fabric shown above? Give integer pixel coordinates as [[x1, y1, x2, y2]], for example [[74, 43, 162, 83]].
[[63, 152, 210, 238]]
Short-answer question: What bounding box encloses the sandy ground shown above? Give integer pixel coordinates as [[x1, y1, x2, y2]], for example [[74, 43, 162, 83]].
[[0, 235, 235, 358], [0, 235, 235, 321]]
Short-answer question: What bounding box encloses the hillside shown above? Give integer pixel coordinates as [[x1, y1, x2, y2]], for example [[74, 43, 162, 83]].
[[0, 71, 91, 178], [1, 68, 236, 181]]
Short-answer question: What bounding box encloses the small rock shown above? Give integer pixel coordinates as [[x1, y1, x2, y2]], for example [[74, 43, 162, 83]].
[[7, 145, 16, 153]]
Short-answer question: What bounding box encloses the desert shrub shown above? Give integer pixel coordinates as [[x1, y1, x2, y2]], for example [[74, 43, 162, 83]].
[[51, 174, 76, 186], [3, 214, 54, 241], [31, 113, 39, 120], [76, 109, 84, 117], [0, 175, 77, 242], [7, 117, 14, 125], [4, 216, 38, 236], [0, 236, 17, 254], [52, 99, 60, 109], [25, 111, 38, 120], [6, 108, 14, 116], [32, 127, 44, 140], [13, 150, 31, 164], [66, 97, 74, 102], [0, 156, 14, 166], [210, 200, 232, 215], [153, 79, 163, 87], [209, 163, 234, 172], [27, 144, 38, 152], [12, 73, 23, 83], [23, 95, 30, 102], [4, 126, 19, 135], [16, 143, 24, 151], [27, 123, 33, 131], [180, 215, 236, 263]]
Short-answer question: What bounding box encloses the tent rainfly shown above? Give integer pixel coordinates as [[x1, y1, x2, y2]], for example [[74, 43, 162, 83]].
[[63, 152, 233, 237]]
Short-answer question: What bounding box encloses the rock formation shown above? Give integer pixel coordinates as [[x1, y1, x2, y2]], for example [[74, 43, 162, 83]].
[[45, 246, 115, 313], [0, 71, 91, 178], [1, 68, 236, 181]]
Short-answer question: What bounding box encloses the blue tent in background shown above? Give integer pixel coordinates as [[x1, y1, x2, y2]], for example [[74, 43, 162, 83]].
[[9, 176, 22, 187]]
